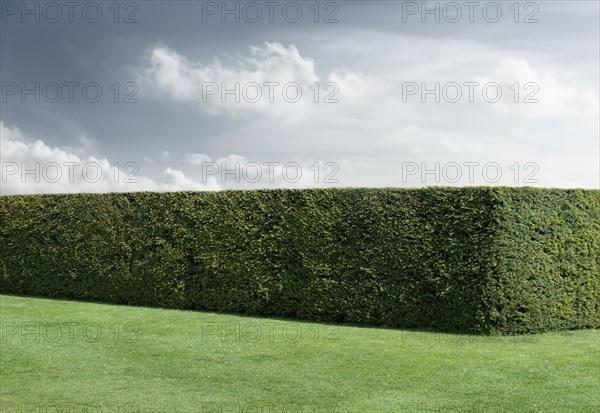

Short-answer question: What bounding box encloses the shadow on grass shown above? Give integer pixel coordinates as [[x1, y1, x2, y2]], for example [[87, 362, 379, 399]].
[[1, 292, 597, 342]]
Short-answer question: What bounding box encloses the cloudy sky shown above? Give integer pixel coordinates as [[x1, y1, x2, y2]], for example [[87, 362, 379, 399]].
[[1, 0, 598, 194]]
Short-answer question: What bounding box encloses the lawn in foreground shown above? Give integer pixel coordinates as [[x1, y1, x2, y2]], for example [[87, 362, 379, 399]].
[[0, 294, 598, 413]]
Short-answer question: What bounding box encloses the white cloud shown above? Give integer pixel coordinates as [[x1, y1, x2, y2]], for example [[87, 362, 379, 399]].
[[178, 36, 596, 186], [160, 167, 211, 191], [478, 57, 599, 117], [137, 42, 354, 121], [328, 70, 373, 101], [0, 122, 219, 195], [141, 150, 173, 164], [184, 152, 212, 166], [159, 150, 171, 161], [182, 152, 338, 189], [63, 135, 98, 157]]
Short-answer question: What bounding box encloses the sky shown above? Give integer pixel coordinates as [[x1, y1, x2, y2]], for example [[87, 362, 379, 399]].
[[1, 0, 599, 194]]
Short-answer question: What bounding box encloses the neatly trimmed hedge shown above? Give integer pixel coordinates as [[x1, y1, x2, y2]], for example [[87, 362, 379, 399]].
[[0, 188, 598, 334], [485, 188, 600, 333]]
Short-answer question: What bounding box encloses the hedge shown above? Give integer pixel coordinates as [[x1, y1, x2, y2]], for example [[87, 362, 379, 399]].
[[0, 187, 598, 334]]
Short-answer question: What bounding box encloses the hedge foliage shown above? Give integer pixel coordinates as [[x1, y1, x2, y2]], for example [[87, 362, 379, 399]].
[[0, 187, 598, 334]]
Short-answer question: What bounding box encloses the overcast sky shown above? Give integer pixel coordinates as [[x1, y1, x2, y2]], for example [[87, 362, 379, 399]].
[[1, 0, 599, 194]]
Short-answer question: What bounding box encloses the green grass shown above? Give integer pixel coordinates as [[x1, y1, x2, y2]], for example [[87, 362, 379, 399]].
[[0, 294, 598, 413]]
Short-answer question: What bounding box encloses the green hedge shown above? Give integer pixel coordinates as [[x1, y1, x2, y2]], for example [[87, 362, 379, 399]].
[[0, 188, 598, 334]]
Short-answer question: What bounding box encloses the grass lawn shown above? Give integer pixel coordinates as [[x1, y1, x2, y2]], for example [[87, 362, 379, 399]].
[[0, 294, 598, 412]]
